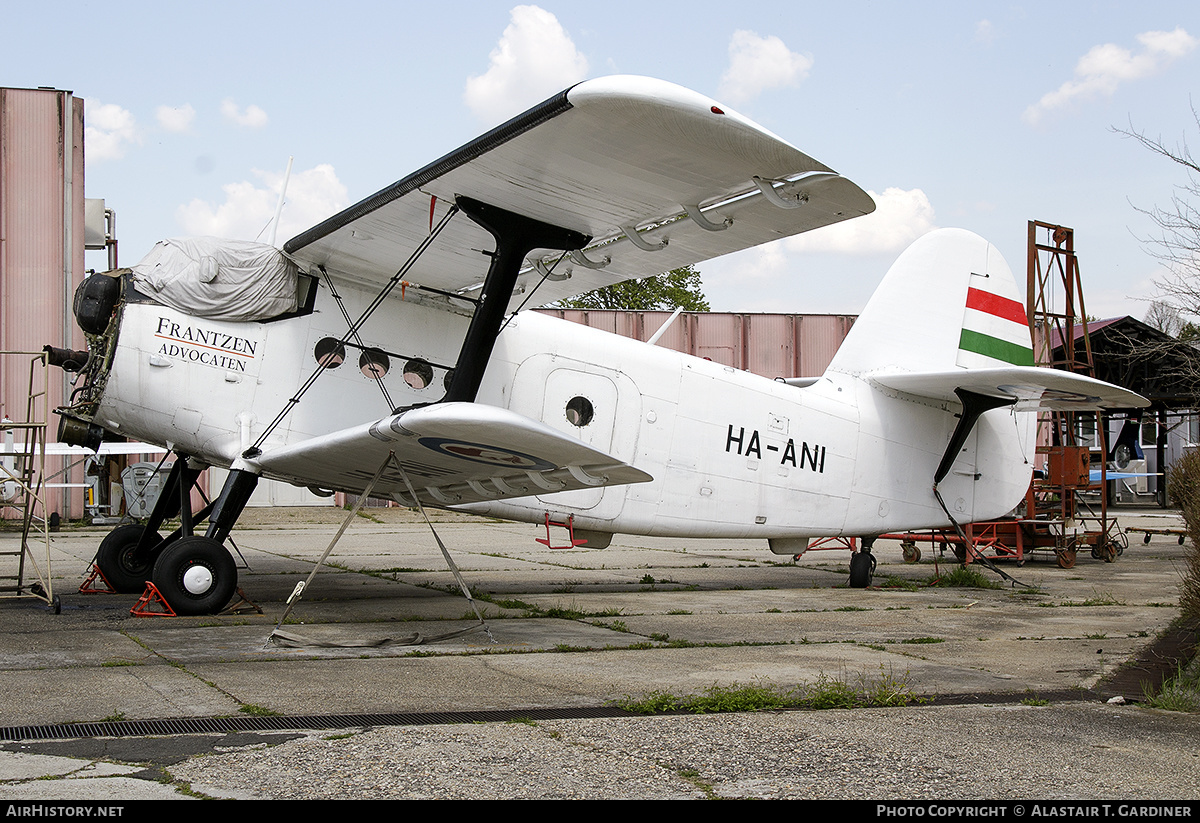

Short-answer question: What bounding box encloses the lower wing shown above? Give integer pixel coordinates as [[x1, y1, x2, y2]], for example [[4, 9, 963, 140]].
[[251, 403, 652, 507]]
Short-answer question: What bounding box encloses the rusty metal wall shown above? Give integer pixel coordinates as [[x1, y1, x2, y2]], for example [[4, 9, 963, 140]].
[[1, 87, 87, 518], [536, 309, 856, 379]]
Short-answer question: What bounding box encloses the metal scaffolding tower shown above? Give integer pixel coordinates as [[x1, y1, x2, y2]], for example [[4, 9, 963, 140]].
[[1026, 220, 1120, 565]]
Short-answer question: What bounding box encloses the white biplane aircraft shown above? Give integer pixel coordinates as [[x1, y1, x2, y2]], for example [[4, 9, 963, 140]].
[[51, 76, 1146, 614]]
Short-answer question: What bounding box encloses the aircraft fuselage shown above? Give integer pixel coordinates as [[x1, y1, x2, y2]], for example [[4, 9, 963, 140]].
[[82, 273, 1033, 549]]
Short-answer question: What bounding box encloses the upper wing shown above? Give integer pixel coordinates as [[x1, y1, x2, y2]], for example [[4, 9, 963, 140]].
[[251, 402, 651, 507], [871, 367, 1149, 411], [284, 76, 874, 310]]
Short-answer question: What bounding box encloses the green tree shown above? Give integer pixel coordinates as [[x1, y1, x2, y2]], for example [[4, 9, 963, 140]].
[[556, 265, 710, 311]]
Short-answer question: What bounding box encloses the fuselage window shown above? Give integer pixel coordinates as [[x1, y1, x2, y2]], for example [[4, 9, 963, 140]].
[[359, 348, 390, 380], [403, 359, 435, 389], [565, 396, 594, 427], [314, 337, 346, 368]]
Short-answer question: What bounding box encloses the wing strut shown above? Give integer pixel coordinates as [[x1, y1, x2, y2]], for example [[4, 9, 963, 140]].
[[443, 196, 589, 404], [246, 204, 462, 458]]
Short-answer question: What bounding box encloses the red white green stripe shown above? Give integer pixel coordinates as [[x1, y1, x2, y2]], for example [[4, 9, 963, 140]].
[[957, 284, 1033, 367]]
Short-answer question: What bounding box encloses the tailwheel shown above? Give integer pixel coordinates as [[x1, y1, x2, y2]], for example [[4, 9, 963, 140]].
[[96, 524, 165, 593], [849, 549, 876, 588], [151, 535, 237, 616]]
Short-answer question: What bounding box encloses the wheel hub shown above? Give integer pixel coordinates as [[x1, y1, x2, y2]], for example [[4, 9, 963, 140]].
[[182, 564, 214, 595]]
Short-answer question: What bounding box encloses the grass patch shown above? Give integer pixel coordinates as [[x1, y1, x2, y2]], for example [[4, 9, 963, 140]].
[[931, 567, 1000, 589], [620, 682, 794, 714], [1143, 658, 1200, 713], [617, 667, 924, 715], [1049, 591, 1126, 607], [239, 704, 279, 717]]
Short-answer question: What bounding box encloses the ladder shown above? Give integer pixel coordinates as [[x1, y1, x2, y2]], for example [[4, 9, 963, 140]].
[[0, 351, 58, 612]]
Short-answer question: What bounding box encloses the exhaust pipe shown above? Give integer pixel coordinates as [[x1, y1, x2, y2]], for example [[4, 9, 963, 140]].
[[43, 345, 90, 373]]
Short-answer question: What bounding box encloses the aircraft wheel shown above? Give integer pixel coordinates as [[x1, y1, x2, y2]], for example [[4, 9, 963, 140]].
[[96, 524, 164, 593], [151, 536, 237, 616], [849, 551, 876, 588], [901, 541, 921, 563]]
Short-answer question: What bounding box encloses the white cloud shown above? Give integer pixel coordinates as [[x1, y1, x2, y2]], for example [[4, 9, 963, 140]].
[[464, 5, 588, 125], [176, 164, 348, 245], [156, 103, 195, 133], [717, 30, 812, 105], [1023, 27, 1197, 125], [701, 188, 936, 312], [784, 187, 937, 254], [85, 101, 139, 161], [221, 99, 269, 129]]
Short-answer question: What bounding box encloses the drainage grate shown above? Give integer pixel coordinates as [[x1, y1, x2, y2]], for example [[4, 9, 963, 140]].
[[0, 706, 637, 742]]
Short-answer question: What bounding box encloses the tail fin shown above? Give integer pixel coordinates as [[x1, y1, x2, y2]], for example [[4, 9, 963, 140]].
[[827, 228, 1144, 411], [827, 228, 1032, 377]]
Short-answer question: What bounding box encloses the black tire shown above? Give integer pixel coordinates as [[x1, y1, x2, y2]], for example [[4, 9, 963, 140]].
[[849, 551, 876, 588], [151, 536, 237, 616], [96, 524, 164, 593]]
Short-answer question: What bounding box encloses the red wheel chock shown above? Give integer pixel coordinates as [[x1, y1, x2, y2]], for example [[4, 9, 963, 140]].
[[78, 563, 117, 594], [130, 582, 177, 617]]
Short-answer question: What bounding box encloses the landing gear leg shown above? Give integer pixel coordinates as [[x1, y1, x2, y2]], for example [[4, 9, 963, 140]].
[[150, 468, 259, 616], [94, 456, 201, 592], [849, 537, 877, 588]]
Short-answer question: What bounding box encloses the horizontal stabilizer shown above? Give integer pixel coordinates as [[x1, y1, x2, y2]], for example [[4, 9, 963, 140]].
[[252, 403, 652, 507], [871, 367, 1149, 411]]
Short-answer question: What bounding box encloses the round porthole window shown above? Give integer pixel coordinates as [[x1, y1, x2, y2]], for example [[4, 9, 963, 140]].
[[314, 337, 345, 368], [359, 348, 390, 379], [403, 359, 434, 389], [565, 396, 594, 427]]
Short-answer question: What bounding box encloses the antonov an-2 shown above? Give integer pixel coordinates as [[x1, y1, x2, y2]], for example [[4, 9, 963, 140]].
[[51, 76, 1146, 615]]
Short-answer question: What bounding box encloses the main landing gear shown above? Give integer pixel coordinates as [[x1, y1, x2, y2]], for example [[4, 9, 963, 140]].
[[849, 537, 877, 588], [93, 457, 258, 615]]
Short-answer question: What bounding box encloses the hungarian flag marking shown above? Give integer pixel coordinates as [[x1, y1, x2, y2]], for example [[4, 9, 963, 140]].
[[957, 283, 1034, 367]]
